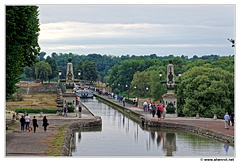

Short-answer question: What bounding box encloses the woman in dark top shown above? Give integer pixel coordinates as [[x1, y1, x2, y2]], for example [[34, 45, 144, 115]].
[[42, 116, 48, 132], [32, 116, 38, 133]]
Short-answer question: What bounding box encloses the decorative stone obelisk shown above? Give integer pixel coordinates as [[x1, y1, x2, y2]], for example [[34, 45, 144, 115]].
[[62, 58, 77, 112], [162, 62, 179, 117]]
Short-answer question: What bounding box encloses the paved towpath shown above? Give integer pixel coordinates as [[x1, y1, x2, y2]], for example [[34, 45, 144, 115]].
[[6, 105, 95, 156], [94, 93, 234, 137]]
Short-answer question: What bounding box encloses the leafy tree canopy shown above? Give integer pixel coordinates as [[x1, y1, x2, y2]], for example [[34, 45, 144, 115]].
[[6, 6, 40, 99], [176, 67, 234, 118], [35, 61, 52, 84]]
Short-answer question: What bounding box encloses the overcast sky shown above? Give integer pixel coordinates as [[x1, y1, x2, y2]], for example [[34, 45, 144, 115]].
[[38, 4, 235, 57]]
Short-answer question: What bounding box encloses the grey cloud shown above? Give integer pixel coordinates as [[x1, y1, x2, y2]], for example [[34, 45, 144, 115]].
[[38, 5, 235, 56]]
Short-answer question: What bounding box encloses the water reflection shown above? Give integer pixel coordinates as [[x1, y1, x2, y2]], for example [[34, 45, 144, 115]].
[[72, 98, 234, 156]]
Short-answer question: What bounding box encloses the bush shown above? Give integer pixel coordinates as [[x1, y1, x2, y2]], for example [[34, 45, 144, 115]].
[[14, 108, 56, 114], [11, 94, 24, 101]]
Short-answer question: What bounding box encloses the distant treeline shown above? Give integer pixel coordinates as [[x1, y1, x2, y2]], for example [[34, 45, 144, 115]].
[[21, 52, 233, 82]]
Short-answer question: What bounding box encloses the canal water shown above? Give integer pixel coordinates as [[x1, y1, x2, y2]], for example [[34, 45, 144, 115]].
[[72, 97, 234, 157]]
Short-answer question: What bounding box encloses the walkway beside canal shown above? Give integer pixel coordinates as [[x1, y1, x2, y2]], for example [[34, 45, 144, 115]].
[[93, 93, 234, 141], [6, 105, 97, 156]]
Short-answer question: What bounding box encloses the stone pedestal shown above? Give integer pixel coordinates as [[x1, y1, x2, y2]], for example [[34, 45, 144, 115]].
[[213, 114, 217, 120], [63, 93, 77, 108], [162, 92, 178, 116]]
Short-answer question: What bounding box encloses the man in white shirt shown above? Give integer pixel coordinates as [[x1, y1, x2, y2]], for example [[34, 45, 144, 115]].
[[143, 101, 148, 112], [224, 112, 230, 129], [25, 114, 31, 130]]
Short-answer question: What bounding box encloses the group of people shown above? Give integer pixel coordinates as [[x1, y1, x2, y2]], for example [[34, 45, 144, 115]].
[[223, 112, 234, 129], [63, 104, 82, 117], [20, 114, 49, 133], [143, 101, 166, 121]]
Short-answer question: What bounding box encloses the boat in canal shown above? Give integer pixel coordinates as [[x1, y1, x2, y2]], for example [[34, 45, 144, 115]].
[[76, 90, 94, 98]]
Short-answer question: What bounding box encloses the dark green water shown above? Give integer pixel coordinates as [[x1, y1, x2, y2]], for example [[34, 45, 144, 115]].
[[72, 98, 234, 157]]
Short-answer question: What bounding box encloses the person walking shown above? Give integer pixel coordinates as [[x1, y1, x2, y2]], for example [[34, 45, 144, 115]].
[[162, 106, 166, 119], [143, 101, 148, 112], [151, 102, 156, 117], [78, 105, 82, 118], [122, 97, 126, 107], [63, 105, 68, 117], [42, 116, 49, 132], [25, 114, 30, 131], [32, 116, 38, 133], [20, 115, 25, 132], [149, 102, 152, 114], [230, 112, 234, 126], [156, 105, 162, 121], [224, 112, 230, 129]]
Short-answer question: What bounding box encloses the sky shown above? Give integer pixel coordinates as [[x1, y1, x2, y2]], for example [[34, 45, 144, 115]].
[[38, 4, 235, 57]]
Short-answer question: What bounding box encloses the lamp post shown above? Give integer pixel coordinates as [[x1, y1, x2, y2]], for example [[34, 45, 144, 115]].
[[78, 70, 81, 84], [126, 85, 129, 99], [58, 70, 62, 84], [159, 71, 162, 77], [178, 71, 182, 77]]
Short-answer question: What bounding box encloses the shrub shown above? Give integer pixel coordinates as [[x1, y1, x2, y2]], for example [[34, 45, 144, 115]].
[[14, 108, 56, 114]]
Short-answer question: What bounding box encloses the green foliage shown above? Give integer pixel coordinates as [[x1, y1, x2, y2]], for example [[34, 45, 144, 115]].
[[6, 6, 40, 99], [176, 67, 234, 118], [35, 61, 52, 84], [131, 71, 151, 97], [108, 58, 162, 93], [13, 108, 56, 114], [130, 70, 166, 101], [45, 56, 58, 83], [82, 61, 98, 84]]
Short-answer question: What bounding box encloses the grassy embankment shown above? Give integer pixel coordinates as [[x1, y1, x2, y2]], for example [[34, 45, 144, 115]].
[[6, 83, 57, 114], [46, 124, 68, 156]]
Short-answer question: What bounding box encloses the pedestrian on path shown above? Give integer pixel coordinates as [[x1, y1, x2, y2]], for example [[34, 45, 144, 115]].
[[143, 101, 148, 112], [149, 102, 152, 114], [78, 105, 82, 118], [156, 105, 162, 121], [32, 116, 38, 133], [63, 105, 68, 117], [151, 102, 156, 117], [224, 112, 230, 129], [162, 106, 166, 119], [230, 112, 234, 126], [122, 97, 126, 107], [42, 116, 49, 132], [20, 115, 25, 132], [25, 114, 30, 131]]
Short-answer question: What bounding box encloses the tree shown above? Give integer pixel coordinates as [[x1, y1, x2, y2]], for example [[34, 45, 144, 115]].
[[82, 61, 98, 84], [39, 52, 46, 61], [131, 71, 151, 97], [108, 59, 158, 93], [35, 62, 52, 84], [148, 70, 167, 102], [24, 66, 36, 81], [45, 56, 58, 83], [51, 52, 58, 59], [6, 6, 40, 99], [74, 60, 83, 79], [176, 67, 234, 118]]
